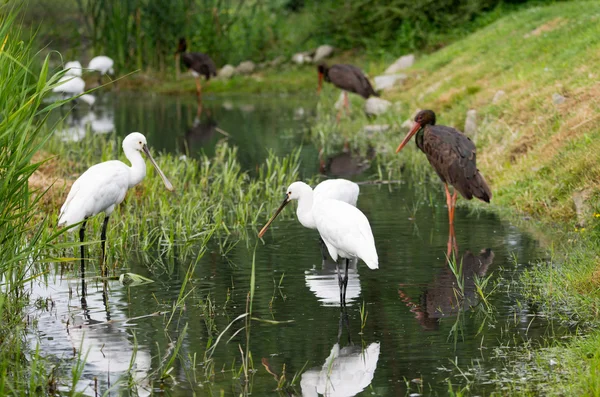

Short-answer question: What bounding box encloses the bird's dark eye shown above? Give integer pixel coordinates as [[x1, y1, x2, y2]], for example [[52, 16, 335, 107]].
[[139, 141, 142, 144], [288, 191, 291, 195]]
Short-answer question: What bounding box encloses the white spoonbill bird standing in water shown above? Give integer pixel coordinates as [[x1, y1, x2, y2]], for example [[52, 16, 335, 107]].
[[259, 181, 378, 304], [64, 61, 83, 77], [53, 75, 95, 107], [58, 132, 174, 275], [88, 55, 114, 84], [259, 179, 359, 260]]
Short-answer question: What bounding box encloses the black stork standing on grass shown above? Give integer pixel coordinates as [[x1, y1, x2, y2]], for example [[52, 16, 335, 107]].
[[396, 110, 492, 225], [176, 38, 217, 102], [317, 63, 378, 121]]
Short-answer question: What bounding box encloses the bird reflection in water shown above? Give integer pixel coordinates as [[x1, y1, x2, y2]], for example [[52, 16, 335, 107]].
[[305, 257, 361, 307], [399, 229, 494, 331], [319, 146, 375, 178], [181, 107, 230, 156], [300, 308, 380, 396]]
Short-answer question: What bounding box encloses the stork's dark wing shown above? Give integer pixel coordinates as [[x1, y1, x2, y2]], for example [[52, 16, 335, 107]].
[[422, 125, 491, 202]]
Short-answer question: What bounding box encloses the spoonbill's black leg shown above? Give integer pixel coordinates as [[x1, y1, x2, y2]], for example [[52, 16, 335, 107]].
[[100, 215, 110, 277], [336, 262, 344, 304], [79, 218, 88, 276], [342, 258, 350, 305], [319, 237, 328, 261]]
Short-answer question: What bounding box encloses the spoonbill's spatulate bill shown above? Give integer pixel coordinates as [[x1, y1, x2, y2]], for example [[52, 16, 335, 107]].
[[58, 132, 174, 275], [396, 109, 491, 225], [259, 180, 377, 304]]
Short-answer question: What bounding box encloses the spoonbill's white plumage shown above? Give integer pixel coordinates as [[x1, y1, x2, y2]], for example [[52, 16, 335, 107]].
[[88, 55, 114, 84], [312, 198, 378, 269], [58, 132, 174, 275], [64, 61, 83, 77], [293, 179, 359, 229], [259, 180, 377, 303], [88, 56, 114, 75], [53, 75, 85, 95], [52, 76, 95, 107]]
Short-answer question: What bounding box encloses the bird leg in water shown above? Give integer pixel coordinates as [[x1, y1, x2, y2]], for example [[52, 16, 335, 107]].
[[79, 218, 88, 276], [195, 77, 203, 102], [336, 262, 344, 305], [447, 223, 458, 258], [319, 237, 328, 261], [444, 183, 456, 225], [100, 215, 110, 277], [341, 258, 350, 305]]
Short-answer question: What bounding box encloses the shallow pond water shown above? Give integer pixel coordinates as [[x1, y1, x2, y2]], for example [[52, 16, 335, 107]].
[[32, 92, 558, 396]]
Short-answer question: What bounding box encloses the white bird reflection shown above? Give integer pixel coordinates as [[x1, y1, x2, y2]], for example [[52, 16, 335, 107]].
[[305, 258, 361, 307], [26, 273, 151, 396], [56, 109, 115, 142], [301, 310, 380, 397]]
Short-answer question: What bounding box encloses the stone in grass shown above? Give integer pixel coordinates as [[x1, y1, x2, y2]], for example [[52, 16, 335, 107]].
[[218, 64, 235, 79], [313, 45, 334, 63], [374, 73, 407, 91], [552, 93, 566, 105], [235, 61, 255, 75], [363, 124, 390, 135], [464, 109, 477, 138], [364, 97, 392, 116], [492, 90, 506, 104], [384, 54, 415, 74]]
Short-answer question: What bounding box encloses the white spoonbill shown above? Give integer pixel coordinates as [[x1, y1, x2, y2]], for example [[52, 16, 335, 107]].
[[88, 55, 114, 84], [258, 179, 359, 259], [64, 61, 83, 77], [58, 132, 174, 275], [53, 75, 95, 107], [259, 181, 378, 303]]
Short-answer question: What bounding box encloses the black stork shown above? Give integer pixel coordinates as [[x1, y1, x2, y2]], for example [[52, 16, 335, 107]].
[[317, 63, 378, 121], [176, 38, 217, 102], [396, 110, 491, 225]]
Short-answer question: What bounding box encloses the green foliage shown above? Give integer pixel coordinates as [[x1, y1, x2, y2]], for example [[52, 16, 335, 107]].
[[0, 5, 79, 394]]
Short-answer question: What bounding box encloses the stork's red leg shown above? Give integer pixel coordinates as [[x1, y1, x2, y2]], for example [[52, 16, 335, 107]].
[[336, 106, 342, 123], [344, 92, 350, 115], [195, 77, 202, 101], [447, 222, 457, 258], [444, 183, 453, 225], [450, 189, 458, 225]]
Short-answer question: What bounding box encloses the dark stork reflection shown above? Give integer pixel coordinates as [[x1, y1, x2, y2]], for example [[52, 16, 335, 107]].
[[300, 307, 380, 396], [319, 146, 375, 178], [399, 229, 494, 331], [175, 38, 217, 104], [317, 63, 378, 122]]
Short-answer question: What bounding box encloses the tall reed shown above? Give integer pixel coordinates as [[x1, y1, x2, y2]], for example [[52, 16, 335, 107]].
[[0, 5, 79, 393]]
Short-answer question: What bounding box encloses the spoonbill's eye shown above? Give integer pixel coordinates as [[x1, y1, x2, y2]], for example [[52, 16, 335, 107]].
[[288, 191, 291, 195], [139, 141, 142, 144]]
